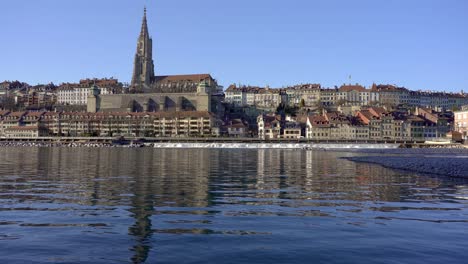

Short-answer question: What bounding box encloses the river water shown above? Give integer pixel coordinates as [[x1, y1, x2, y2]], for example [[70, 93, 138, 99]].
[[0, 147, 467, 263]]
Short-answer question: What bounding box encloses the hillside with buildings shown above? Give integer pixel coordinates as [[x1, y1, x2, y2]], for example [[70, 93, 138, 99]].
[[1, 8, 467, 143]]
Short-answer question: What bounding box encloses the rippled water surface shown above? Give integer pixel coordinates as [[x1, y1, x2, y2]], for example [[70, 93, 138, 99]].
[[0, 147, 467, 263]]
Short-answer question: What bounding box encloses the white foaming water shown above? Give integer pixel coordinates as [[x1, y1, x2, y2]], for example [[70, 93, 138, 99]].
[[152, 143, 399, 149]]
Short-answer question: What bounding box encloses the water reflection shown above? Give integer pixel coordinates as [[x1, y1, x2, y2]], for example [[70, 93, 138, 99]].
[[0, 148, 467, 263]]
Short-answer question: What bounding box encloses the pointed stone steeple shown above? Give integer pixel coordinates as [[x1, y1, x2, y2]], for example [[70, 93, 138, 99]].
[[140, 7, 149, 39], [131, 7, 155, 92]]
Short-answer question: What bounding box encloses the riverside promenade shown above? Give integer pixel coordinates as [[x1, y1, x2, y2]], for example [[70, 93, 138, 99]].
[[1, 136, 465, 149], [0, 136, 427, 144]]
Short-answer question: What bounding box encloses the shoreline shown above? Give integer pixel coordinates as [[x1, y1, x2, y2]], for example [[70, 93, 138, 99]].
[[0, 141, 465, 149], [343, 154, 468, 178], [0, 141, 398, 149]]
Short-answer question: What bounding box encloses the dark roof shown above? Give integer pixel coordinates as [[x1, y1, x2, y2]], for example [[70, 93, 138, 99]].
[[227, 119, 248, 129]]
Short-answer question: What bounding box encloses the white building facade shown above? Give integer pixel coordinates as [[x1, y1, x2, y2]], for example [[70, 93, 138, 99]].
[[57, 86, 113, 105]]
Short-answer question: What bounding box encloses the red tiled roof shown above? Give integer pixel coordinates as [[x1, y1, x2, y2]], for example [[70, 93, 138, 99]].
[[406, 115, 425, 122], [154, 74, 213, 84], [225, 85, 284, 94], [79, 78, 119, 86], [227, 122, 247, 129], [369, 107, 386, 115], [225, 84, 238, 92], [7, 111, 27, 117], [261, 114, 281, 122], [25, 111, 45, 117], [371, 84, 408, 92], [284, 84, 321, 91], [5, 126, 39, 131], [309, 115, 328, 123], [308, 115, 330, 127], [148, 111, 214, 119], [339, 85, 366, 92], [44, 112, 61, 116], [359, 110, 375, 119]]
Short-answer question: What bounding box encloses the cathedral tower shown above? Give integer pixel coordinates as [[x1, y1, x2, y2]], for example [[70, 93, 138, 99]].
[[131, 7, 155, 92]]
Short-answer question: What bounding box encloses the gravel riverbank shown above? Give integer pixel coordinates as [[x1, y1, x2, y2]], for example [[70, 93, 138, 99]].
[[0, 142, 144, 148], [344, 152, 468, 178]]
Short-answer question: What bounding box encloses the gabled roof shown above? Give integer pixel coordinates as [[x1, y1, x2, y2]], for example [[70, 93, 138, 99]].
[[44, 111, 61, 116], [309, 115, 328, 123], [154, 74, 213, 84], [338, 84, 367, 92], [225, 85, 238, 92], [406, 115, 425, 122], [308, 115, 330, 127], [357, 110, 376, 124], [368, 107, 387, 116], [284, 84, 321, 91], [25, 111, 45, 117], [5, 126, 39, 131], [226, 119, 248, 129], [261, 114, 281, 122], [371, 84, 409, 93], [350, 116, 367, 126], [7, 111, 27, 117]]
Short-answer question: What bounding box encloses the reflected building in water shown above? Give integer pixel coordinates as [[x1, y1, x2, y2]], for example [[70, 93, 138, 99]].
[[253, 149, 417, 203], [0, 147, 465, 263]]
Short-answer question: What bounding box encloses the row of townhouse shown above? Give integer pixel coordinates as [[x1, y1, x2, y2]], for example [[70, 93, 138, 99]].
[[2, 79, 122, 107], [257, 107, 453, 141], [374, 85, 468, 110], [57, 78, 122, 105], [224, 85, 286, 109], [307, 108, 452, 141], [15, 91, 56, 107], [283, 84, 321, 107], [225, 84, 468, 110], [0, 111, 218, 138]]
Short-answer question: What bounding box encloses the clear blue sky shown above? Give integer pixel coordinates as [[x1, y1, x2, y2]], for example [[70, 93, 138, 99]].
[[1, 0, 467, 92]]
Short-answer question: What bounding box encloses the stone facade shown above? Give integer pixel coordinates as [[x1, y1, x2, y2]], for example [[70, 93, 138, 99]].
[[88, 82, 214, 113], [131, 7, 155, 91], [58, 86, 112, 105], [226, 83, 468, 111], [90, 8, 222, 114]]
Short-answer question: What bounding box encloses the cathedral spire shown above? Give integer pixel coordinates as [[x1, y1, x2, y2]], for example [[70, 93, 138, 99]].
[[131, 6, 155, 92], [140, 7, 149, 38]]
